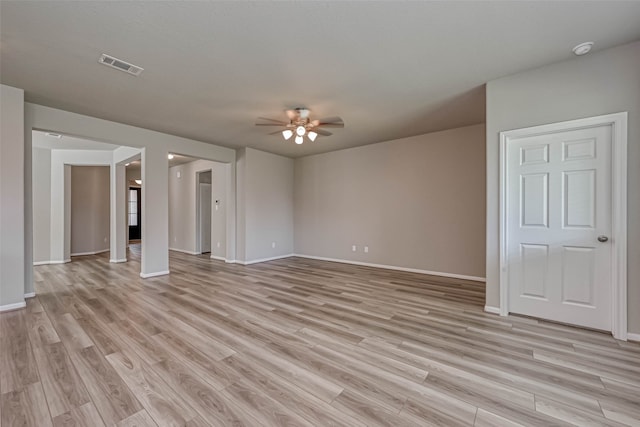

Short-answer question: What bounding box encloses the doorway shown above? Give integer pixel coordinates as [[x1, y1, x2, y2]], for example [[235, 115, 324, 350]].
[[196, 170, 212, 254], [499, 113, 627, 339], [128, 187, 141, 241]]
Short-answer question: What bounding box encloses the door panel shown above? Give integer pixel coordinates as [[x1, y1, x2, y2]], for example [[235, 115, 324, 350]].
[[508, 125, 612, 331], [561, 246, 595, 306], [520, 244, 549, 300]]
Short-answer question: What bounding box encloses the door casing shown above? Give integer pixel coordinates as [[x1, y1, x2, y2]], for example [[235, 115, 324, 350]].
[[499, 112, 627, 340]]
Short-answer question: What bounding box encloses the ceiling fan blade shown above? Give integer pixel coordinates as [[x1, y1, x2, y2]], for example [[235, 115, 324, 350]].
[[313, 128, 333, 137], [316, 122, 344, 128], [256, 117, 288, 125], [255, 123, 287, 126], [285, 109, 298, 120], [268, 130, 284, 135]]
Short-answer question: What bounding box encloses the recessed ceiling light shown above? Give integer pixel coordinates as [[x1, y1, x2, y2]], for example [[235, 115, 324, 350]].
[[45, 132, 62, 138], [572, 42, 594, 56], [168, 154, 174, 160], [125, 163, 130, 167]]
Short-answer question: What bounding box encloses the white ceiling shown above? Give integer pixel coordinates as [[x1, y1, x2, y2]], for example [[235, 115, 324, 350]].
[[3, 2, 640, 158]]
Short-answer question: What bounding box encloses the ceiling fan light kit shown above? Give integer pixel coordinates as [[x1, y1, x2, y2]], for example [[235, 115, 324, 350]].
[[256, 107, 344, 145]]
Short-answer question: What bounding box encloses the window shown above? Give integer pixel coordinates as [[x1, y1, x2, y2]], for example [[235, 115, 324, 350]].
[[128, 189, 138, 226]]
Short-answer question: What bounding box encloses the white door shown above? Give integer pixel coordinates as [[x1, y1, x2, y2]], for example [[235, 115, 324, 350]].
[[507, 125, 612, 331], [199, 183, 212, 253]]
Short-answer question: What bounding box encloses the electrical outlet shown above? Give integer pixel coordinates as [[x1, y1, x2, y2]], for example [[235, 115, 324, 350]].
[[177, 171, 181, 178], [272, 242, 276, 248], [352, 245, 357, 252], [364, 246, 369, 253], [174, 236, 177, 242], [217, 242, 221, 248]]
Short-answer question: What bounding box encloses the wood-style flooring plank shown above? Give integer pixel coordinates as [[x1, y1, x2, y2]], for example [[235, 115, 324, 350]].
[[1, 382, 53, 427], [52, 401, 105, 427]]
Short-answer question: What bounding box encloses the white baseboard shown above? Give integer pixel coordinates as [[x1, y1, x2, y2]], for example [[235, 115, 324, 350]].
[[210, 255, 226, 261], [110, 258, 127, 263], [169, 248, 200, 255], [484, 305, 501, 315], [225, 259, 237, 264], [24, 292, 36, 299], [292, 254, 486, 282], [71, 249, 109, 257], [238, 254, 294, 266], [628, 333, 640, 342], [0, 301, 27, 312], [140, 270, 170, 279], [33, 261, 50, 266]]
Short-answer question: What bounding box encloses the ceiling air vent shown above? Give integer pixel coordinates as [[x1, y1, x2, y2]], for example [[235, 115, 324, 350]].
[[98, 54, 144, 76]]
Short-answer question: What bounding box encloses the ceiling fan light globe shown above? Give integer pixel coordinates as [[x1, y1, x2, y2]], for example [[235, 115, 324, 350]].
[[295, 135, 304, 144], [296, 126, 306, 136], [282, 129, 293, 140], [308, 131, 318, 141]]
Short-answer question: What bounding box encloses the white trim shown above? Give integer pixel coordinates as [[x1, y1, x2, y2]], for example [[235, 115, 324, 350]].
[[210, 255, 226, 261], [225, 259, 237, 264], [24, 292, 36, 299], [238, 254, 295, 266], [33, 261, 51, 266], [139, 270, 170, 279], [293, 254, 486, 282], [169, 247, 200, 255], [70, 249, 109, 257], [109, 258, 127, 263], [484, 305, 501, 315], [499, 112, 628, 340], [49, 259, 71, 264], [0, 301, 26, 312], [627, 333, 640, 343]]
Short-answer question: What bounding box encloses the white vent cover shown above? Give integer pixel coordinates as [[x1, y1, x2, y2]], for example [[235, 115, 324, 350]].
[[98, 54, 144, 76]]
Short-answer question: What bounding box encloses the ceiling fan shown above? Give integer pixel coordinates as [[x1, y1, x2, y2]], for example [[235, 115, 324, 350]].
[[256, 108, 344, 144]]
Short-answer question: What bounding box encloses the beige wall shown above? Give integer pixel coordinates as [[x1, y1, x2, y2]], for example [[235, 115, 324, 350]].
[[237, 147, 294, 263], [294, 124, 486, 279], [0, 84, 25, 307], [70, 166, 110, 255], [486, 40, 640, 333]]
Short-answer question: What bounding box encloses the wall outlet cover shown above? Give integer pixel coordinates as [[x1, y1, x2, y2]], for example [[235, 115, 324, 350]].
[[352, 245, 357, 252]]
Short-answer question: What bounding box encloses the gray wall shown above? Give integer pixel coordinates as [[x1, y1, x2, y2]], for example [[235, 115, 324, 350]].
[[0, 84, 25, 307], [237, 147, 294, 262], [486, 40, 640, 333], [70, 166, 110, 255], [168, 159, 227, 259], [294, 124, 486, 278], [32, 147, 51, 263]]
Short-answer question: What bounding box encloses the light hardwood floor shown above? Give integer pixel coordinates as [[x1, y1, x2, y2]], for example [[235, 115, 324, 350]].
[[2, 246, 639, 426]]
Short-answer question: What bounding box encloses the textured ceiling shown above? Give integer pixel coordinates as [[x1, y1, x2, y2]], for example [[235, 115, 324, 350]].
[[3, 1, 640, 158]]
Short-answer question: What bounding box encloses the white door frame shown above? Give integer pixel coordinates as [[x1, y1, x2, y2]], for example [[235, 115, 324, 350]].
[[499, 112, 628, 340]]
